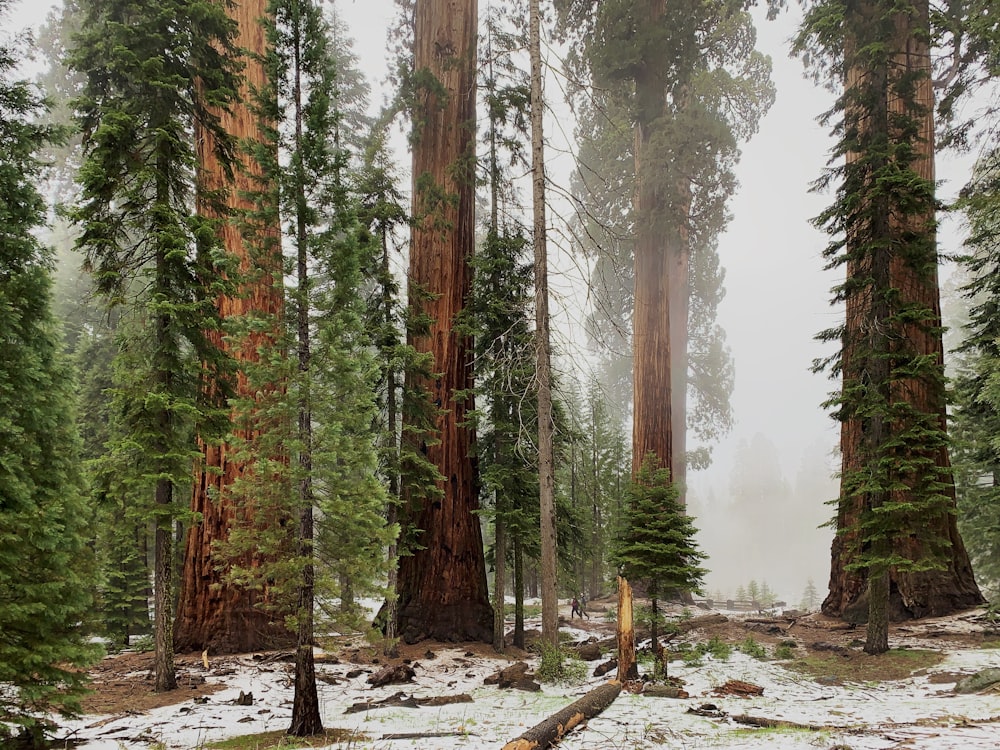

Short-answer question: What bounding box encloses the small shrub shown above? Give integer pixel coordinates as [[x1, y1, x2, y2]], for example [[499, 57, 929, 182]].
[[774, 644, 795, 659], [536, 642, 588, 685], [131, 634, 155, 653], [604, 607, 617, 622], [702, 636, 732, 661], [679, 607, 693, 621], [739, 635, 767, 660]]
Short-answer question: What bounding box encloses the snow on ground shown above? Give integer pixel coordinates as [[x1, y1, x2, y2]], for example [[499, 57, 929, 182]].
[[58, 611, 1000, 749]]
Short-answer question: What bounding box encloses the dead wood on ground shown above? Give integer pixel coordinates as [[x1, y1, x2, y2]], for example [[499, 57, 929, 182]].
[[501, 680, 622, 750]]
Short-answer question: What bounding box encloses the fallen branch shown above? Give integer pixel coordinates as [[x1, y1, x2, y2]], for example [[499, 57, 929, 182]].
[[730, 714, 824, 731], [501, 681, 622, 750], [380, 731, 478, 739], [345, 691, 473, 713]]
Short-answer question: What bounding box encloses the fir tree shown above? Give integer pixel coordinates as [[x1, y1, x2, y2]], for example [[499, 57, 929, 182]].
[[0, 13, 100, 742], [611, 456, 706, 677], [71, 0, 239, 689]]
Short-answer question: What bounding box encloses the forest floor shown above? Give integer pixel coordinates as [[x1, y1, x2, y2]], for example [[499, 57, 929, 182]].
[[56, 601, 1000, 749]]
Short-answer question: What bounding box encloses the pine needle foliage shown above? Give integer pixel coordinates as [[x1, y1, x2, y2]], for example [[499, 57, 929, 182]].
[[70, 0, 240, 688], [0, 13, 100, 742], [612, 454, 706, 674]]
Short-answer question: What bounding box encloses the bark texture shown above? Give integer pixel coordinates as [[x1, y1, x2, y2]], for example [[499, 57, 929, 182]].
[[176, 0, 290, 654], [631, 0, 673, 478], [823, 0, 982, 622], [395, 0, 492, 645], [501, 681, 622, 750]]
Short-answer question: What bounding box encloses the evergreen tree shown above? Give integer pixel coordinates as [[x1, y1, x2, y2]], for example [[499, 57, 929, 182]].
[[800, 578, 820, 611], [796, 0, 982, 652], [611, 456, 706, 677], [951, 153, 1000, 600], [0, 14, 99, 742], [554, 0, 773, 494], [71, 0, 239, 688], [212, 0, 391, 732]]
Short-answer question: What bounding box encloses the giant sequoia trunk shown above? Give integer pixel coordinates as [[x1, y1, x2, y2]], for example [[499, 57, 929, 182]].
[[175, 0, 290, 654], [823, 0, 982, 622], [395, 0, 492, 644], [631, 0, 673, 476]]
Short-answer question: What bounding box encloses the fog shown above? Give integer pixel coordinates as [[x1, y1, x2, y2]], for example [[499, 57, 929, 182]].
[[7, 0, 983, 606]]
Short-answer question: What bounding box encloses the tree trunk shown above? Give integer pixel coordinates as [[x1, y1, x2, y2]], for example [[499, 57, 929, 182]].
[[382, 233, 400, 656], [288, 16, 322, 731], [631, 0, 672, 477], [528, 0, 558, 650], [864, 568, 890, 655], [494, 504, 507, 653], [513, 534, 525, 649], [153, 477, 176, 692], [177, 0, 290, 654], [823, 0, 983, 622], [617, 576, 638, 682], [395, 0, 492, 644]]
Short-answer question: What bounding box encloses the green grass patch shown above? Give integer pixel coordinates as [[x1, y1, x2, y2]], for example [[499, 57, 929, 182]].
[[202, 728, 364, 749], [784, 648, 944, 683]]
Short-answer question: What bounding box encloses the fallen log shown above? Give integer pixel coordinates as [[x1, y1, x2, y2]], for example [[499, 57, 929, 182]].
[[367, 663, 416, 687], [501, 681, 622, 750], [662, 613, 729, 640]]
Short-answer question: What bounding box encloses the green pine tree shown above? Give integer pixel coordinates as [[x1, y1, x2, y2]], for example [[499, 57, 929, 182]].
[[611, 456, 706, 677], [70, 0, 239, 689], [0, 13, 100, 743]]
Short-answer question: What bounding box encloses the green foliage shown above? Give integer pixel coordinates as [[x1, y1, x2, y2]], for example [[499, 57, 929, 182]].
[[951, 152, 1000, 600], [800, 578, 821, 611], [0, 15, 101, 738], [774, 643, 795, 659], [536, 643, 588, 685], [739, 635, 768, 660], [611, 456, 708, 603]]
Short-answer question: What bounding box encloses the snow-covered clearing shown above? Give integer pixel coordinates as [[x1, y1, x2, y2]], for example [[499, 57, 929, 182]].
[[56, 609, 1000, 749]]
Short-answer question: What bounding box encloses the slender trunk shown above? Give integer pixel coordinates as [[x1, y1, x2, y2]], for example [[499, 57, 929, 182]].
[[383, 233, 400, 656], [513, 535, 525, 649], [528, 0, 558, 649], [668, 180, 692, 502], [178, 0, 289, 654], [153, 477, 176, 692], [493, 508, 507, 653], [288, 16, 321, 734], [396, 0, 492, 644]]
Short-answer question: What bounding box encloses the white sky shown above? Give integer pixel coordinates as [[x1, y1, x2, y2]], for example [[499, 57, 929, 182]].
[[7, 0, 987, 599]]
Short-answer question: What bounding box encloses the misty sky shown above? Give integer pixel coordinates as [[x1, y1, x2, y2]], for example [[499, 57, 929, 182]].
[[6, 0, 986, 600]]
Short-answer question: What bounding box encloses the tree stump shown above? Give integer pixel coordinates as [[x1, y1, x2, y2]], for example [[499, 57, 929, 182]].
[[501, 681, 622, 750], [617, 576, 638, 682]]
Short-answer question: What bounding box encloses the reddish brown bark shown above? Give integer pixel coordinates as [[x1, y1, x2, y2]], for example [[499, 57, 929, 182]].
[[394, 0, 492, 645], [175, 0, 291, 654], [823, 0, 982, 622], [631, 0, 675, 479]]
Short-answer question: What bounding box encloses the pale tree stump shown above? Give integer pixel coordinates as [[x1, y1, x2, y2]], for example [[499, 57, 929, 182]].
[[617, 576, 638, 682]]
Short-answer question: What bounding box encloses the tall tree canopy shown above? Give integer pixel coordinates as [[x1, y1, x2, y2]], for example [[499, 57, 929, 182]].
[[554, 0, 773, 491]]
